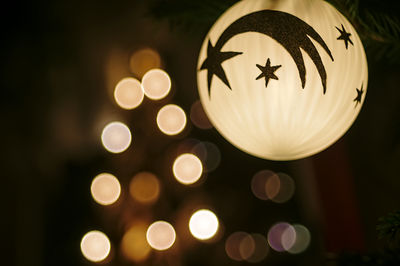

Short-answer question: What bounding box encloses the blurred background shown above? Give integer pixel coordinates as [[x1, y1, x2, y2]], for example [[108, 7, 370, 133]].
[[2, 0, 400, 265]]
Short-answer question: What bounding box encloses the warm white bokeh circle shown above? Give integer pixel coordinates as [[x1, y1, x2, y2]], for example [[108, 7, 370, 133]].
[[156, 104, 187, 135], [189, 209, 219, 240], [141, 69, 171, 100], [101, 121, 132, 153], [91, 173, 121, 205], [114, 77, 144, 110], [172, 153, 203, 185], [146, 221, 176, 251], [80, 230, 111, 262], [197, 0, 368, 160]]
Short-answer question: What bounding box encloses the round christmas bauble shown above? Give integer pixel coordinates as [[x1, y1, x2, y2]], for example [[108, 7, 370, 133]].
[[197, 0, 368, 160]]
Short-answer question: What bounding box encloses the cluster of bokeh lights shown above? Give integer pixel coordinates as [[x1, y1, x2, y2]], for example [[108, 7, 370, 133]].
[[82, 47, 225, 264], [83, 47, 311, 264]]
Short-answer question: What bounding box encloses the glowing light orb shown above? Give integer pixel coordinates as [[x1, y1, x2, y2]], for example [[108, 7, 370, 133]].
[[114, 77, 144, 110], [129, 172, 161, 204], [173, 153, 203, 185], [80, 230, 111, 262], [146, 221, 176, 251], [156, 104, 187, 135], [121, 223, 152, 262], [197, 0, 368, 160], [91, 173, 121, 205], [101, 121, 131, 153], [189, 209, 219, 240], [141, 69, 171, 100], [129, 48, 161, 78]]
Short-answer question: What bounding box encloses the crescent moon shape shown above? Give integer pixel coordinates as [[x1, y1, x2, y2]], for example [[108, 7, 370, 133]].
[[200, 10, 335, 96]]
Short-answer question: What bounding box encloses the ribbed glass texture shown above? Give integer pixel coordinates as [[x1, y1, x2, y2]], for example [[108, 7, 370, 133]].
[[197, 0, 368, 160]]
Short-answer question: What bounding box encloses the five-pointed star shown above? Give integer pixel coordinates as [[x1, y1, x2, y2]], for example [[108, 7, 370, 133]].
[[256, 58, 281, 87], [336, 24, 353, 49], [200, 40, 242, 96], [354, 84, 364, 107]]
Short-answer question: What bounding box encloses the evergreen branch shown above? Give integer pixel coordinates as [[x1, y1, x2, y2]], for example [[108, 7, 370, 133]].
[[150, 0, 239, 34], [151, 0, 400, 62], [377, 210, 400, 241]]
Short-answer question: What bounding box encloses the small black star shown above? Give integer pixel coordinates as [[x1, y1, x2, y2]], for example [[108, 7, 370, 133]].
[[336, 24, 353, 49], [200, 40, 242, 96], [354, 84, 364, 107], [256, 58, 281, 87]]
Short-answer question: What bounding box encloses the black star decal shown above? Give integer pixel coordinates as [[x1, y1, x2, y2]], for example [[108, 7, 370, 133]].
[[354, 84, 364, 107], [336, 24, 353, 49], [200, 40, 242, 96], [255, 58, 281, 87]]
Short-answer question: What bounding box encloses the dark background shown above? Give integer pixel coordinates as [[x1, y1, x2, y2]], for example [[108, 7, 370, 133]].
[[2, 0, 400, 265]]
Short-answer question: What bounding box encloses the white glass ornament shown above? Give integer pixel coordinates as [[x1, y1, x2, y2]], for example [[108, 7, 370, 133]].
[[197, 0, 367, 160]]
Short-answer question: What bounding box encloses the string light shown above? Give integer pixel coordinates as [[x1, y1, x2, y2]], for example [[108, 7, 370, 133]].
[[80, 230, 111, 262], [173, 153, 203, 185], [114, 77, 144, 110], [156, 104, 187, 135], [146, 221, 176, 251], [141, 69, 171, 100], [91, 173, 121, 206], [101, 121, 132, 153], [189, 209, 219, 240]]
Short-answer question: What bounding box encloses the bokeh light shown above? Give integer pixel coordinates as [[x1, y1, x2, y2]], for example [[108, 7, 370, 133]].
[[265, 173, 281, 200], [190, 100, 213, 129], [268, 222, 294, 252], [91, 173, 121, 206], [246, 234, 269, 263], [225, 232, 269, 262], [286, 224, 311, 254], [251, 170, 278, 201], [239, 234, 255, 260], [129, 172, 161, 204], [281, 224, 297, 251], [80, 230, 111, 262], [225, 232, 250, 261], [192, 141, 221, 173], [114, 77, 144, 110], [271, 173, 295, 203], [141, 69, 171, 100], [189, 209, 219, 240], [173, 153, 203, 185], [146, 221, 176, 251], [129, 48, 161, 78], [156, 104, 186, 135], [121, 222, 152, 262], [101, 121, 132, 153]]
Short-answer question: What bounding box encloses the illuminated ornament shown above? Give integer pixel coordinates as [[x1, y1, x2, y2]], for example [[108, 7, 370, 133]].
[[197, 0, 368, 160]]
